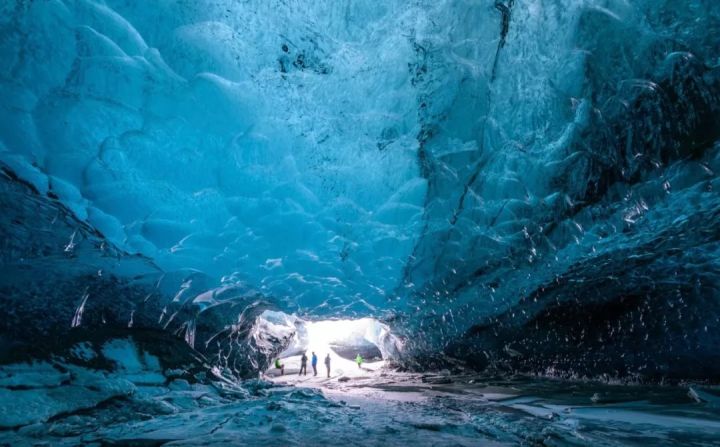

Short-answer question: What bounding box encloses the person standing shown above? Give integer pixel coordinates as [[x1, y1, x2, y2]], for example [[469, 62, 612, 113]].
[[355, 353, 363, 369], [311, 351, 318, 376], [299, 352, 308, 375], [325, 353, 331, 378], [274, 358, 284, 376]]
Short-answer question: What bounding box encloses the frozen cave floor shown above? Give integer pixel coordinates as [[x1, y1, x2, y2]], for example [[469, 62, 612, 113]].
[[2, 351, 720, 446]]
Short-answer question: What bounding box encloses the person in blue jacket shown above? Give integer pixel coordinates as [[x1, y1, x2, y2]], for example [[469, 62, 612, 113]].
[[311, 351, 318, 376]]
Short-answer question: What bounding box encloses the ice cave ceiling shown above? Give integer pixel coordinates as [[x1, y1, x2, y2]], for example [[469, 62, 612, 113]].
[[1, 0, 719, 380]]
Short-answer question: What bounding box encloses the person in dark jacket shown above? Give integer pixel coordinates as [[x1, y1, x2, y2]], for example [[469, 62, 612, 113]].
[[299, 352, 308, 375], [324, 353, 331, 378]]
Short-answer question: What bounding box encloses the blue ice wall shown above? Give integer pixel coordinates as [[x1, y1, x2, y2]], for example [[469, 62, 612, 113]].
[[1, 0, 719, 379], [1, 0, 427, 314]]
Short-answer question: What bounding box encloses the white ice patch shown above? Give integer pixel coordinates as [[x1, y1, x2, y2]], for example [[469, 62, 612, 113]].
[[101, 338, 165, 385]]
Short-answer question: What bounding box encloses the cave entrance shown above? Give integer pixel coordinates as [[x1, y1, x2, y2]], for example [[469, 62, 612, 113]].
[[257, 311, 401, 379]]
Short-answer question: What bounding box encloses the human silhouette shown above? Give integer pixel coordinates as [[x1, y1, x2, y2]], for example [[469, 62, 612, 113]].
[[299, 352, 308, 375], [274, 358, 284, 375], [311, 351, 318, 376], [325, 353, 331, 378]]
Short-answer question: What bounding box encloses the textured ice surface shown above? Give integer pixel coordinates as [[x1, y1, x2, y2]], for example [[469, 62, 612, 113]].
[[1, 0, 720, 384], [2, 345, 720, 446], [1, 0, 428, 314], [256, 311, 401, 361]]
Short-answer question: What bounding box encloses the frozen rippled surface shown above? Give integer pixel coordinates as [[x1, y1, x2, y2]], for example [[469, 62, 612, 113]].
[[1, 0, 720, 412], [1, 335, 720, 446]]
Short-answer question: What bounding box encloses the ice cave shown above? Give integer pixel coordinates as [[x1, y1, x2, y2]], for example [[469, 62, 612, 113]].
[[1, 0, 719, 445]]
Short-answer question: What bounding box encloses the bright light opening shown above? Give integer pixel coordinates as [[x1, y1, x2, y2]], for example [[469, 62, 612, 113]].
[[256, 311, 402, 378]]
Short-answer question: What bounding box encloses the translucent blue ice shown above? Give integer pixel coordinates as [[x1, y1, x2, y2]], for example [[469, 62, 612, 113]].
[[1, 0, 719, 379]]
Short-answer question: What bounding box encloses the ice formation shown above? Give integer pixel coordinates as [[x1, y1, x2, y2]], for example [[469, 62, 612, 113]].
[[2, 1, 720, 444], [254, 311, 402, 361], [1, 0, 720, 394]]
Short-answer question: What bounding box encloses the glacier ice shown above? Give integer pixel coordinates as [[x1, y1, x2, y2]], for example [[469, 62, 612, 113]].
[[0, 0, 720, 391], [254, 311, 402, 362]]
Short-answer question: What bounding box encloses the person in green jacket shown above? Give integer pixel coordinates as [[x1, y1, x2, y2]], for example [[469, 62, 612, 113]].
[[274, 358, 284, 375], [355, 353, 363, 369]]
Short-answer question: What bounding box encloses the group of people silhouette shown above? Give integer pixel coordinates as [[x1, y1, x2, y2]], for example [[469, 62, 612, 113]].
[[274, 351, 365, 378]]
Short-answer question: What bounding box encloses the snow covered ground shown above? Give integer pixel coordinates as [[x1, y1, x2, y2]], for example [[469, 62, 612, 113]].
[[265, 354, 385, 382], [2, 338, 719, 447]]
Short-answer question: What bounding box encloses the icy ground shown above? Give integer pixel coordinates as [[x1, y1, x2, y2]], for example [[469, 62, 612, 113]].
[[2, 340, 719, 447], [265, 355, 386, 382]]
